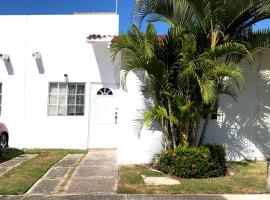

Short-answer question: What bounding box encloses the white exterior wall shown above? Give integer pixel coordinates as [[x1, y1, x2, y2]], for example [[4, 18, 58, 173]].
[[0, 14, 119, 149], [117, 72, 163, 164], [206, 49, 270, 161], [0, 14, 163, 164]]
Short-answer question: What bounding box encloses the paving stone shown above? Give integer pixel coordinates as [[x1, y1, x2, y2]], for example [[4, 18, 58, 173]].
[[81, 159, 117, 166], [30, 180, 61, 194], [0, 160, 23, 167], [13, 154, 38, 160], [83, 157, 117, 165], [24, 195, 127, 200], [64, 154, 83, 159], [142, 176, 180, 185], [61, 195, 127, 200], [0, 167, 8, 175], [88, 151, 117, 155], [55, 159, 78, 167], [23, 196, 59, 200], [75, 166, 116, 178], [45, 167, 70, 179], [0, 196, 25, 200], [86, 153, 117, 160], [65, 178, 116, 194]]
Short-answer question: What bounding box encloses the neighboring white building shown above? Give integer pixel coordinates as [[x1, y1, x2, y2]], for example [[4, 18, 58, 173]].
[[0, 13, 269, 163], [206, 50, 270, 161]]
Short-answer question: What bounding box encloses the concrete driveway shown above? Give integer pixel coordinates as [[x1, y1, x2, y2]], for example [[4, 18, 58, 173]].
[[27, 149, 118, 195]]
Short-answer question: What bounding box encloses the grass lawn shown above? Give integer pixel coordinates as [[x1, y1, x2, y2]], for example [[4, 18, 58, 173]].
[[0, 149, 86, 195], [0, 148, 24, 164], [118, 162, 269, 194]]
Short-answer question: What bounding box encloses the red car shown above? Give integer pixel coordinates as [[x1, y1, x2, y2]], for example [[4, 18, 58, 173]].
[[0, 123, 8, 156]]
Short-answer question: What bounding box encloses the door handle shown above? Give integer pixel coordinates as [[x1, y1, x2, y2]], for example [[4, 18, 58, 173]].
[[115, 112, 118, 124]]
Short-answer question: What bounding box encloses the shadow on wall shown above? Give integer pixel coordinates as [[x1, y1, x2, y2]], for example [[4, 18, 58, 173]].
[[92, 43, 115, 83], [255, 64, 270, 159], [206, 54, 270, 160], [34, 58, 45, 74], [206, 99, 263, 160], [206, 94, 270, 160], [4, 59, 14, 75], [128, 71, 164, 161]]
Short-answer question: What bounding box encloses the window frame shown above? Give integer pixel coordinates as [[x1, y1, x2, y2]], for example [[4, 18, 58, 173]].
[[47, 82, 85, 116]]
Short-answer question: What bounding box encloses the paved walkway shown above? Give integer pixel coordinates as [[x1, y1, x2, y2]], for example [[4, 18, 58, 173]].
[[27, 154, 84, 195], [64, 149, 118, 194], [0, 154, 38, 176], [1, 194, 270, 200], [27, 149, 118, 195]]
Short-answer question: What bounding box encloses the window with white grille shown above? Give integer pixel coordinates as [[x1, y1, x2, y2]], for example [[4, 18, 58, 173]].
[[48, 83, 85, 116]]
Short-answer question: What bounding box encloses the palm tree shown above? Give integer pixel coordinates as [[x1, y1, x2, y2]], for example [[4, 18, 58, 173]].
[[133, 0, 267, 145], [111, 24, 252, 149], [134, 0, 270, 52]]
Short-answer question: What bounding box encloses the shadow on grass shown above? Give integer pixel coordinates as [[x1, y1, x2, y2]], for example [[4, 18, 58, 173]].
[[0, 148, 24, 164]]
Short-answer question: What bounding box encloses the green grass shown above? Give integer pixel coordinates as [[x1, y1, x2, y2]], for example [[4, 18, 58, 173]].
[[118, 162, 269, 194], [0, 149, 86, 195], [0, 148, 24, 164]]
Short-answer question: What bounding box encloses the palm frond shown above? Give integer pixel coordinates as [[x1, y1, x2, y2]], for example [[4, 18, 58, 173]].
[[197, 78, 217, 105], [212, 63, 245, 90], [248, 28, 270, 49], [179, 101, 196, 114], [133, 0, 175, 26], [200, 42, 254, 62]]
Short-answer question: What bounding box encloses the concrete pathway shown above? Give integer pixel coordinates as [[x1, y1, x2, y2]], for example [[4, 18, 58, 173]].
[[1, 194, 270, 200], [27, 149, 118, 195], [27, 154, 84, 195], [64, 149, 118, 194], [0, 154, 38, 176]]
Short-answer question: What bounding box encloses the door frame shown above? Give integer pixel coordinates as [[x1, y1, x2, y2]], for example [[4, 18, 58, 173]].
[[87, 82, 119, 149]]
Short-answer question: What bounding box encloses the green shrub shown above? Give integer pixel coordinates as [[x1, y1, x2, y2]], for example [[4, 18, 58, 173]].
[[159, 144, 226, 178]]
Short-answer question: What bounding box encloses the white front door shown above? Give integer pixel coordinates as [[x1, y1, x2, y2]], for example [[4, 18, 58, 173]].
[[88, 83, 119, 148]]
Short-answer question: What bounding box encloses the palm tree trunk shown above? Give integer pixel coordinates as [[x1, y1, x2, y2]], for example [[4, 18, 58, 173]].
[[167, 100, 176, 149], [181, 122, 190, 147], [161, 119, 171, 151], [168, 121, 176, 150], [192, 119, 201, 146], [199, 115, 210, 145]]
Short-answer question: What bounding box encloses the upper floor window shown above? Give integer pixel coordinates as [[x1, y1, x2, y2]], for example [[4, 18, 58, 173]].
[[48, 83, 85, 116]]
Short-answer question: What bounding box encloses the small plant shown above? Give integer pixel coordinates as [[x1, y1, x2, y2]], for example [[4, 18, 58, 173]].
[[159, 144, 226, 178]]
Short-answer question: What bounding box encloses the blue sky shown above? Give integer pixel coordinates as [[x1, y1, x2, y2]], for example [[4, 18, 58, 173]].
[[0, 0, 268, 33], [0, 0, 145, 33]]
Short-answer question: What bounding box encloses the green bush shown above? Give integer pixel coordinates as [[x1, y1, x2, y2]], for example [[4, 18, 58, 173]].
[[159, 144, 226, 178]]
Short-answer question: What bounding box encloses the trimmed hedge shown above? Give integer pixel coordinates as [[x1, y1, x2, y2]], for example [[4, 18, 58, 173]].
[[159, 144, 226, 178]]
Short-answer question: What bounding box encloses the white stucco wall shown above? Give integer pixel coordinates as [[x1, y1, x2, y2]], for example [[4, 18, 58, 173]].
[[117, 71, 163, 164], [205, 49, 270, 161], [0, 14, 119, 149], [0, 14, 163, 164]]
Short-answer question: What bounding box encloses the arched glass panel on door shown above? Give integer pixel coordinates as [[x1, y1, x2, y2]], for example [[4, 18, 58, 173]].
[[96, 88, 113, 95]]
